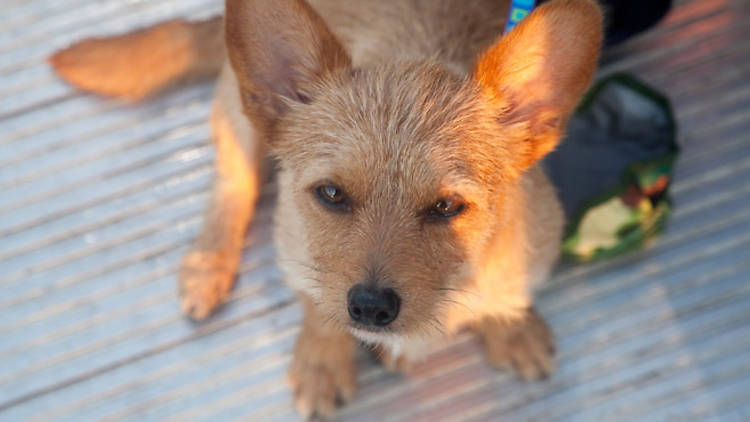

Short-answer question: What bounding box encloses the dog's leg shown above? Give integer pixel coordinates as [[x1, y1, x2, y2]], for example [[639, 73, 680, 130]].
[[473, 307, 556, 380], [288, 294, 357, 420], [179, 68, 263, 320]]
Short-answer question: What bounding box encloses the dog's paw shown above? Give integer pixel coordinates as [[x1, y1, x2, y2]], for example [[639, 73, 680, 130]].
[[288, 330, 357, 420], [478, 308, 556, 381], [178, 251, 236, 320]]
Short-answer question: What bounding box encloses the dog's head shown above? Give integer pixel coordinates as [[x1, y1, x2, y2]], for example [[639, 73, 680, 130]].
[[225, 0, 601, 343]]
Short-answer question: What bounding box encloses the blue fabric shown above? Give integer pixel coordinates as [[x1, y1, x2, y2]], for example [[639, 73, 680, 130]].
[[504, 0, 536, 33]]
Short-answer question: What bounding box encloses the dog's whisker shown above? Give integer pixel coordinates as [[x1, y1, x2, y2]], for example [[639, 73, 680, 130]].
[[438, 297, 475, 316], [433, 286, 479, 298], [277, 258, 337, 275]]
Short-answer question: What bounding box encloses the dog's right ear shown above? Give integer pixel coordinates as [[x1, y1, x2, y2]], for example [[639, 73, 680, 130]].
[[473, 0, 602, 170], [225, 0, 350, 124]]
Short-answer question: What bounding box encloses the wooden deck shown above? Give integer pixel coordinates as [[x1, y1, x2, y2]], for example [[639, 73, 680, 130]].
[[1, 0, 749, 420]]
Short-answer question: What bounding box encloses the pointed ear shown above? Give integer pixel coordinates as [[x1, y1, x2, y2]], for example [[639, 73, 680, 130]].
[[224, 0, 350, 124], [474, 0, 602, 169]]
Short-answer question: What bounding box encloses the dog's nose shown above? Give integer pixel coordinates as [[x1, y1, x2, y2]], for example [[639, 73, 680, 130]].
[[347, 284, 400, 327]]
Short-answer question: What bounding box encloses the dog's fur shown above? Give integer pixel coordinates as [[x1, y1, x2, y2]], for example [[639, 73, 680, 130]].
[[51, 0, 602, 418]]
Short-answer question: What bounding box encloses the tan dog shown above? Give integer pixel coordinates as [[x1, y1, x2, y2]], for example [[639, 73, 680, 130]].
[[51, 0, 602, 418]]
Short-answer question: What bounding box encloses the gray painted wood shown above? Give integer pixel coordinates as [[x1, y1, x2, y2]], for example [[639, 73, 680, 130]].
[[1, 0, 749, 420]]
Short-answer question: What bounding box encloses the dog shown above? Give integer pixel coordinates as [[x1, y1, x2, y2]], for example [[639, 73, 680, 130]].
[[50, 0, 602, 418]]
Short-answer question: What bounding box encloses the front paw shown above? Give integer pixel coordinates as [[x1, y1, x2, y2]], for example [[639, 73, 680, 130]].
[[477, 308, 556, 380], [178, 251, 237, 320], [287, 325, 357, 420]]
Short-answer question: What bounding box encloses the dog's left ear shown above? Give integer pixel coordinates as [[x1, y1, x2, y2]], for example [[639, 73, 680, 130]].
[[474, 0, 602, 169], [225, 0, 350, 126]]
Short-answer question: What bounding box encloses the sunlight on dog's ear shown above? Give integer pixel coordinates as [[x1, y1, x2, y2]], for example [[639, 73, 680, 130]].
[[474, 0, 603, 169], [224, 0, 350, 123]]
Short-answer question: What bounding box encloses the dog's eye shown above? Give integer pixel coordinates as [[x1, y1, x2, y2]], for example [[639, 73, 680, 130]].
[[313, 183, 352, 212], [429, 196, 466, 219]]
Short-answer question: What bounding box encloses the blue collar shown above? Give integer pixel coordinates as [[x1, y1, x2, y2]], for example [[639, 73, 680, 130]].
[[504, 0, 536, 33]]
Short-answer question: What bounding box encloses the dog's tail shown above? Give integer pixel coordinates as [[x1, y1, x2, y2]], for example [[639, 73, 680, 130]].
[[49, 16, 224, 101]]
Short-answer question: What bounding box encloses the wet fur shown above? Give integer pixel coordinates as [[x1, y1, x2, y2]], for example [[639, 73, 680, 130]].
[[51, 0, 602, 418]]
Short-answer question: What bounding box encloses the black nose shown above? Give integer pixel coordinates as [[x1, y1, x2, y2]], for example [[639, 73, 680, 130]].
[[347, 284, 401, 327]]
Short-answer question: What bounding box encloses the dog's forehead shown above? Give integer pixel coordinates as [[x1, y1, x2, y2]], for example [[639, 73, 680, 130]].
[[279, 61, 511, 202], [330, 72, 472, 189]]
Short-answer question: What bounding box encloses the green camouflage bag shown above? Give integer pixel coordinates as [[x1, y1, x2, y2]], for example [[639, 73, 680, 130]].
[[544, 73, 679, 262]]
